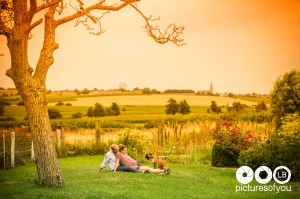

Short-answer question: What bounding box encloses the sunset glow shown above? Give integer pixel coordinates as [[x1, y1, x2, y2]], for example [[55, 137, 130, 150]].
[[0, 0, 299, 94]]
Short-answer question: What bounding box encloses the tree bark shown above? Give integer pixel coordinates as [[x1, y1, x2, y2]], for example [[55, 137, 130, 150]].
[[7, 40, 64, 187], [25, 82, 63, 187], [4, 1, 64, 187]]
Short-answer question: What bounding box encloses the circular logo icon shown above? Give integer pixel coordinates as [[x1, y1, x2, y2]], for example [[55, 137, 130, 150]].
[[273, 166, 291, 184], [255, 166, 272, 184], [236, 166, 254, 184]]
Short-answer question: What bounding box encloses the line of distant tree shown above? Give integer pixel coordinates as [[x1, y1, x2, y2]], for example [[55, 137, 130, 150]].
[[140, 88, 161, 94], [87, 102, 121, 117], [0, 87, 270, 97], [164, 89, 195, 94], [165, 98, 191, 115], [208, 100, 268, 114]]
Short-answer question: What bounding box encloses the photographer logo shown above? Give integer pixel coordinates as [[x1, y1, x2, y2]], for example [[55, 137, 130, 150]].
[[235, 166, 292, 193], [236, 166, 254, 184]]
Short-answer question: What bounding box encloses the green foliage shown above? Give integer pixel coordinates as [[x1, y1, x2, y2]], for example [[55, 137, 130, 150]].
[[270, 69, 300, 128], [111, 102, 120, 116], [117, 129, 150, 154], [164, 89, 195, 94], [142, 87, 161, 94], [17, 101, 24, 106], [0, 96, 5, 116], [212, 143, 237, 167], [221, 111, 272, 123], [228, 93, 235, 97], [48, 108, 63, 119], [87, 102, 121, 117], [273, 114, 300, 180], [165, 98, 179, 115], [94, 103, 106, 117], [210, 101, 221, 114], [87, 107, 94, 117], [82, 88, 90, 94], [0, 116, 16, 121], [179, 100, 191, 115], [165, 98, 191, 115], [72, 112, 82, 119], [238, 143, 270, 170], [255, 101, 267, 112], [56, 142, 108, 158], [55, 101, 64, 106], [3, 156, 297, 199], [238, 114, 300, 181], [227, 101, 246, 113], [231, 101, 245, 113], [211, 121, 257, 167]]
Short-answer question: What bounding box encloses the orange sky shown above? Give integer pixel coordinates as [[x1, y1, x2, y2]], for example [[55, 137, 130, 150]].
[[0, 0, 300, 94]]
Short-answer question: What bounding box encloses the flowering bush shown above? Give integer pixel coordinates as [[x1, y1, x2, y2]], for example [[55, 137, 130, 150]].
[[211, 120, 258, 167], [117, 129, 152, 158]]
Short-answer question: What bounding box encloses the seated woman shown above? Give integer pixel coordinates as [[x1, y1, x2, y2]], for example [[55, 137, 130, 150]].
[[113, 145, 170, 175]]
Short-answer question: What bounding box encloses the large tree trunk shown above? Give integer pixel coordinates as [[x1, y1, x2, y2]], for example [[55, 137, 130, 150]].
[[8, 67, 64, 187], [26, 83, 64, 187], [5, 3, 63, 185]]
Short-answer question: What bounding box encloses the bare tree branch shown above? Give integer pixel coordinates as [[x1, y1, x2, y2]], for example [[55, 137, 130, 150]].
[[35, 0, 62, 14], [34, 4, 59, 82], [0, 0, 12, 37], [129, 3, 185, 46], [26, 18, 43, 33], [55, 0, 139, 27]]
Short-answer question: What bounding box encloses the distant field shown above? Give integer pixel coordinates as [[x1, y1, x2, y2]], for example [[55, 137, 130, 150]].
[[49, 94, 258, 106], [238, 96, 271, 104], [2, 93, 266, 121], [3, 105, 209, 120], [3, 106, 26, 120]]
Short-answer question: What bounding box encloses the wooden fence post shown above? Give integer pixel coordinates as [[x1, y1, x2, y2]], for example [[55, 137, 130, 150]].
[[3, 134, 5, 167], [95, 122, 101, 147], [158, 123, 164, 146], [56, 129, 61, 148], [11, 132, 15, 167], [31, 140, 35, 160]]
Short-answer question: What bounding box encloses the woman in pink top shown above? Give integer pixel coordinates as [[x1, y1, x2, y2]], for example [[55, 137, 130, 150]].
[[113, 145, 170, 174]]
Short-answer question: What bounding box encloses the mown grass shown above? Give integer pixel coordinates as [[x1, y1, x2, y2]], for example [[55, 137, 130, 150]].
[[0, 156, 299, 199]]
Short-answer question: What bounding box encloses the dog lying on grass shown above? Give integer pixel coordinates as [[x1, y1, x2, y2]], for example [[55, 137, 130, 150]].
[[145, 152, 169, 171]]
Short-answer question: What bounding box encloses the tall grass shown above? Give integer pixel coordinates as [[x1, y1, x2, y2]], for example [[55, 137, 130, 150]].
[[51, 119, 274, 165]]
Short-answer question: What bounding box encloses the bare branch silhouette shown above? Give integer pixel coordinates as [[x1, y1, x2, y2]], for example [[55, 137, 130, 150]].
[[129, 2, 185, 46]]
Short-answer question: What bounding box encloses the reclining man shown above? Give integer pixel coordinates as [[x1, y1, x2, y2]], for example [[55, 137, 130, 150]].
[[99, 144, 140, 173]]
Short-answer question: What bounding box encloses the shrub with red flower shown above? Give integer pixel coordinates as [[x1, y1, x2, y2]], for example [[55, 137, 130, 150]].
[[211, 120, 258, 167]]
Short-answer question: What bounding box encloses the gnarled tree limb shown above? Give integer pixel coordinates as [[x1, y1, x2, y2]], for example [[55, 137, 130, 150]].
[[129, 3, 185, 46], [55, 0, 139, 27]]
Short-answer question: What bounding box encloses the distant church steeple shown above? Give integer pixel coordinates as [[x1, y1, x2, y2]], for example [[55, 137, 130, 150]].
[[210, 82, 213, 94]]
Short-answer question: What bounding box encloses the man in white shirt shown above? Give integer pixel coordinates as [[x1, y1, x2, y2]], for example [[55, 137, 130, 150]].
[[99, 144, 139, 172]]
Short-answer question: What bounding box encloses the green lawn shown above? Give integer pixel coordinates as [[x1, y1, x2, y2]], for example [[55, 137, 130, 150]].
[[0, 156, 299, 199]]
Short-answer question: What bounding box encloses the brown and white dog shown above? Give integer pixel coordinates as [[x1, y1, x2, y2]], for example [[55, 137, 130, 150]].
[[145, 152, 169, 170]]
